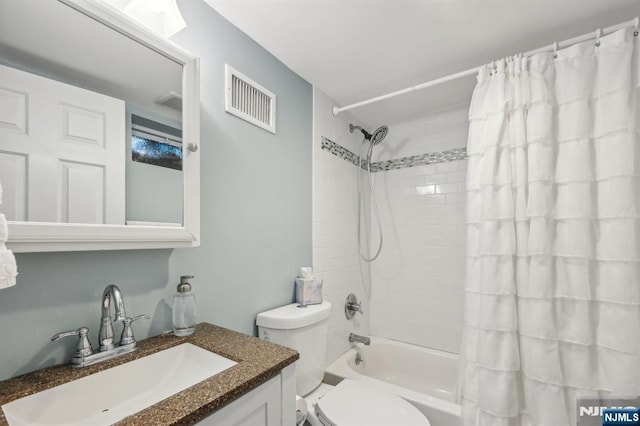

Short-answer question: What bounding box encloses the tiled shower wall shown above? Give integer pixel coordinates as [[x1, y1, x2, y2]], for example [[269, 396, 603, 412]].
[[370, 106, 468, 353], [312, 88, 370, 364], [313, 95, 469, 356]]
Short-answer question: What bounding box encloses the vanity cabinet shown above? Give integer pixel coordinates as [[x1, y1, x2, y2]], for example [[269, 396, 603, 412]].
[[0, 324, 299, 425], [197, 363, 296, 426]]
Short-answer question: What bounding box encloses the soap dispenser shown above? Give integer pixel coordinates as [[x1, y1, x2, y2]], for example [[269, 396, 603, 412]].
[[173, 275, 197, 336]]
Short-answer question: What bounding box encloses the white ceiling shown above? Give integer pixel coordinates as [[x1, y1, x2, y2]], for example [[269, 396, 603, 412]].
[[203, 0, 640, 126]]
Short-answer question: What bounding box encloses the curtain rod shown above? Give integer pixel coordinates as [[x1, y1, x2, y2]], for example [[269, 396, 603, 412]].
[[332, 17, 639, 116]]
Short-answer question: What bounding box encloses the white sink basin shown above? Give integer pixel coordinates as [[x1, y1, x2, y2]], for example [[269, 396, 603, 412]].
[[2, 343, 237, 426]]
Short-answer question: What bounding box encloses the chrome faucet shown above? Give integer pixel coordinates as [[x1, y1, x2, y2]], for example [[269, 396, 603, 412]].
[[51, 284, 149, 368], [99, 284, 127, 352], [349, 333, 371, 345]]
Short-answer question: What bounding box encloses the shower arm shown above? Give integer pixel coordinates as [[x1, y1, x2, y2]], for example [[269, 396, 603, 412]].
[[349, 124, 372, 141]]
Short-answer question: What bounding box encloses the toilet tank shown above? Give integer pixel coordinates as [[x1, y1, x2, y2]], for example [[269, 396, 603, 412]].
[[256, 302, 332, 396]]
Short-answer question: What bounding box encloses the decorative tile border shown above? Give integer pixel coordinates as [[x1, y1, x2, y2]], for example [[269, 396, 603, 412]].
[[321, 136, 467, 172], [321, 137, 367, 169], [370, 147, 467, 172]]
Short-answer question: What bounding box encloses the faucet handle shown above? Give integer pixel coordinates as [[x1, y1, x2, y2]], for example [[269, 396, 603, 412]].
[[120, 314, 150, 347], [345, 293, 364, 319], [51, 327, 94, 358], [349, 301, 363, 313]]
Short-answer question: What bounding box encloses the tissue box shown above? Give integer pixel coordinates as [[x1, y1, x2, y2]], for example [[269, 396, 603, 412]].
[[295, 278, 323, 306]]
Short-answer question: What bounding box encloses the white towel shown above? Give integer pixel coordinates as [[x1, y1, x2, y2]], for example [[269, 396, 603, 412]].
[[0, 182, 17, 289], [0, 213, 7, 242], [0, 244, 17, 289]]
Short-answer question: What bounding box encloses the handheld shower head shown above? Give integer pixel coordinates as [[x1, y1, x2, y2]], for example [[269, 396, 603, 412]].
[[349, 124, 389, 145], [370, 126, 388, 145], [350, 123, 388, 263]]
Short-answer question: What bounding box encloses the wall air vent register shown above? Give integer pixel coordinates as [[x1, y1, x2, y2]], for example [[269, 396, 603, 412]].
[[224, 64, 276, 134]]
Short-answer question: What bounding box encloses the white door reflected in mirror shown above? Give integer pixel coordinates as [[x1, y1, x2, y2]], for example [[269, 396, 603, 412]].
[[0, 64, 125, 225]]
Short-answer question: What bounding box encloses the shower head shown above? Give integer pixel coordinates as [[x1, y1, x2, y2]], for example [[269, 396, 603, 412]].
[[370, 126, 388, 145], [349, 124, 389, 145]]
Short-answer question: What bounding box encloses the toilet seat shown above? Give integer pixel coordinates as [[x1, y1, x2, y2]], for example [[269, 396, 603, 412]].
[[314, 379, 430, 426]]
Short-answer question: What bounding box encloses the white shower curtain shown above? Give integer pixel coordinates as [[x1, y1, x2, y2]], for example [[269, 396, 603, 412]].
[[459, 27, 640, 426]]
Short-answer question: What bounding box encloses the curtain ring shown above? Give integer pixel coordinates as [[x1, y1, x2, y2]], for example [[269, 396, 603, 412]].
[[634, 17, 639, 37], [552, 42, 558, 59], [595, 28, 601, 47]]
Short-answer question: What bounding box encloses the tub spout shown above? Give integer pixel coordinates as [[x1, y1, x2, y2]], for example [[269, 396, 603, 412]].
[[349, 333, 370, 345]]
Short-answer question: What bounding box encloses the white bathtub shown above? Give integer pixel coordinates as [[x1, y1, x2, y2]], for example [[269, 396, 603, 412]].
[[324, 336, 462, 426]]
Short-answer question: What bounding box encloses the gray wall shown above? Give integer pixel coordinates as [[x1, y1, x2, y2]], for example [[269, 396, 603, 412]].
[[0, 0, 312, 381]]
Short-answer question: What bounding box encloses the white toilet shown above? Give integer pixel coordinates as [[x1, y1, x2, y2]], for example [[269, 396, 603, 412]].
[[256, 302, 430, 426]]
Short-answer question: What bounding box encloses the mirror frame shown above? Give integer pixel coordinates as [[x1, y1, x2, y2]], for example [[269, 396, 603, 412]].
[[6, 0, 200, 253]]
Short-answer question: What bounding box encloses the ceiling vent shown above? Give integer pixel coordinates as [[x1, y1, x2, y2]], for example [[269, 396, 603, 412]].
[[225, 65, 276, 134], [155, 91, 183, 111]]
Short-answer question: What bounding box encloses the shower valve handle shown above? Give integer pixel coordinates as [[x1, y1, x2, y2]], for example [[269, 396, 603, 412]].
[[345, 293, 363, 319], [348, 301, 363, 314]]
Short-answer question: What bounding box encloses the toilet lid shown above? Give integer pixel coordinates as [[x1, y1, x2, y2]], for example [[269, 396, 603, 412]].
[[314, 379, 430, 426]]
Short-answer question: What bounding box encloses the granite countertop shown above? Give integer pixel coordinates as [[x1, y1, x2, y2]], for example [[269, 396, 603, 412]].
[[0, 323, 299, 425]]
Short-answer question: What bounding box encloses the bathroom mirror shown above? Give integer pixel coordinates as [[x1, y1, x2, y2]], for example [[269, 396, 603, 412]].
[[0, 0, 200, 252]]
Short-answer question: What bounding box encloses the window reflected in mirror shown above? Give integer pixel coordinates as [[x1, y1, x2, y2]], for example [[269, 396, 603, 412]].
[[126, 115, 182, 226]]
